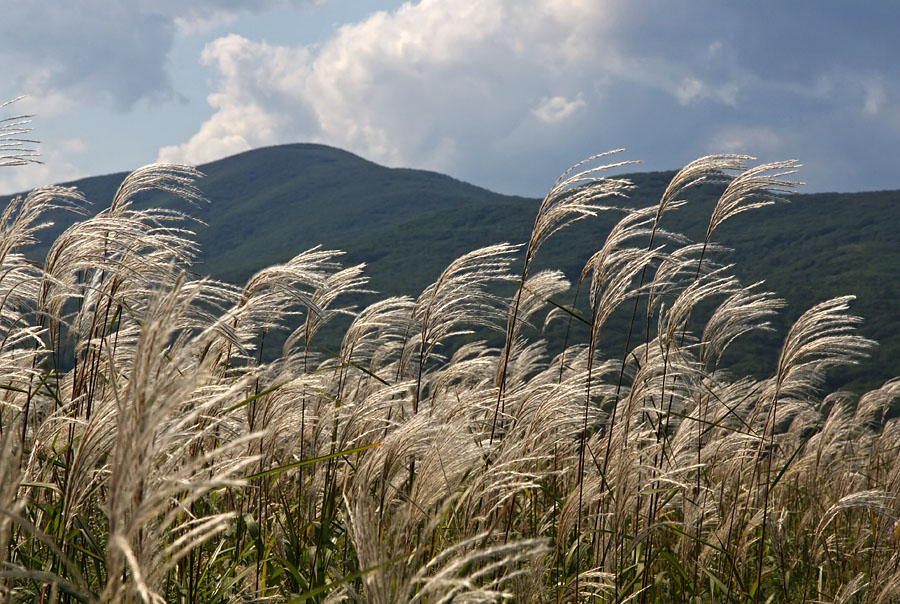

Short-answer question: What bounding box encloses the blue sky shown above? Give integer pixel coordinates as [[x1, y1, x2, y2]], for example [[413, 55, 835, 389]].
[[2, 1, 899, 197]]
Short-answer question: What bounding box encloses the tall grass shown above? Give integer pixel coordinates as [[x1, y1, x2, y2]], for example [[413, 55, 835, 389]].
[[2, 128, 899, 603]]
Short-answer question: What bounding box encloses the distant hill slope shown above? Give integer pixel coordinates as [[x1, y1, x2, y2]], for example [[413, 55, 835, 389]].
[[2, 143, 898, 390], [6, 143, 534, 284]]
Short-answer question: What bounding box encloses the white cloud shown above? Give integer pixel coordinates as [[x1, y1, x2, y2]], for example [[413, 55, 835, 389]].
[[862, 78, 886, 117], [158, 34, 312, 164], [532, 94, 586, 124], [10, 0, 897, 196], [14, 72, 74, 117], [675, 78, 706, 105], [158, 97, 282, 164], [159, 0, 771, 194], [708, 126, 781, 154], [57, 138, 88, 154], [674, 77, 739, 107], [707, 40, 723, 59], [167, 0, 330, 34], [158, 0, 623, 173], [805, 70, 893, 120], [174, 10, 239, 35]]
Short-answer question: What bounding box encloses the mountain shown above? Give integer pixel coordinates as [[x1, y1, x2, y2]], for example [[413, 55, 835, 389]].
[[7, 144, 536, 284], [2, 143, 898, 390]]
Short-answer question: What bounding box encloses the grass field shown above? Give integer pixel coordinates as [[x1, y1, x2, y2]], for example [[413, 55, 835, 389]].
[[2, 142, 900, 602]]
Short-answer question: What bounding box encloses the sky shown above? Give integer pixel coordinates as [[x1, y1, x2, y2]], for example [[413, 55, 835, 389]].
[[1, 0, 899, 197]]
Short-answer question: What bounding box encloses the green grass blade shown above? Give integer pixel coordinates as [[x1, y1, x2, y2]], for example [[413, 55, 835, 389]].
[[244, 441, 382, 482]]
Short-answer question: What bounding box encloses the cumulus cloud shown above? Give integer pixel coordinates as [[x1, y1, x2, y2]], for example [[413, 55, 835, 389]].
[[159, 34, 313, 164], [159, 0, 754, 190]]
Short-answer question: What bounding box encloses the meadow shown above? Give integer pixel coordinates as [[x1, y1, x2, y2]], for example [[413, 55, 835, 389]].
[[2, 120, 899, 602]]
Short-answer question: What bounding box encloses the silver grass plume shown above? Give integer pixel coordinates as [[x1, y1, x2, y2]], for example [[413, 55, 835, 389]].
[[774, 296, 875, 395], [700, 284, 785, 370], [102, 274, 260, 603], [402, 243, 517, 413], [493, 152, 637, 442], [237, 246, 344, 334], [751, 296, 876, 596], [0, 97, 40, 167], [282, 261, 370, 358], [108, 163, 205, 214], [705, 159, 801, 246], [581, 206, 671, 341]]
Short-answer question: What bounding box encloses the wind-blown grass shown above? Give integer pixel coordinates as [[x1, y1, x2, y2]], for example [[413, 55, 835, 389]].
[[2, 136, 899, 603]]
